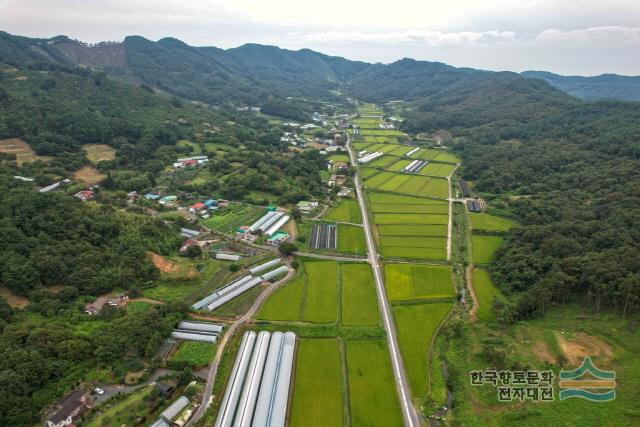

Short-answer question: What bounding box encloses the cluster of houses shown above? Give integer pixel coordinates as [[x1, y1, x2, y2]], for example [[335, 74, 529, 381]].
[[188, 198, 228, 219], [236, 106, 261, 112], [172, 155, 209, 169], [235, 209, 291, 245]]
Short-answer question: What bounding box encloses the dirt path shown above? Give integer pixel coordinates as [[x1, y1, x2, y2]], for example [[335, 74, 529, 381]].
[[466, 265, 479, 322]]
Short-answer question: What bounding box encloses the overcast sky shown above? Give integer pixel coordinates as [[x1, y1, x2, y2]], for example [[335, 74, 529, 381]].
[[1, 0, 639, 75]]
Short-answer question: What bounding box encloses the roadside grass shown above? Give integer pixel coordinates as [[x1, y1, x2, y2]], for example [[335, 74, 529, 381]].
[[325, 199, 362, 223], [337, 224, 367, 256], [392, 303, 452, 398], [473, 268, 507, 321], [290, 338, 343, 427], [341, 264, 379, 327], [346, 340, 404, 427], [302, 261, 338, 323], [472, 235, 504, 264], [385, 264, 455, 301], [256, 274, 304, 321], [470, 213, 517, 232], [170, 341, 216, 367]]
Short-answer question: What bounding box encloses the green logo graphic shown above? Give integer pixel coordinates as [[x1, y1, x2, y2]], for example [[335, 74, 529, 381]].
[[559, 357, 616, 401]]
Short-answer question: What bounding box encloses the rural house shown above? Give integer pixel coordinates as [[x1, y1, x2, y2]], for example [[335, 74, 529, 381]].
[[47, 390, 91, 427]]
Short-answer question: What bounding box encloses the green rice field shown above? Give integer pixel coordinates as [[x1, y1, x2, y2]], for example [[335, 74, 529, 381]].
[[368, 192, 447, 205], [302, 261, 338, 323], [337, 224, 367, 255], [472, 235, 504, 264], [290, 339, 344, 427], [374, 213, 448, 225], [385, 264, 455, 301], [346, 340, 404, 427], [473, 268, 508, 321], [370, 203, 449, 214], [392, 303, 452, 397], [470, 213, 517, 232], [409, 148, 459, 163], [256, 274, 304, 321], [341, 263, 379, 326], [325, 199, 362, 223], [363, 170, 449, 198], [381, 245, 446, 260], [377, 224, 447, 237], [420, 162, 457, 177]]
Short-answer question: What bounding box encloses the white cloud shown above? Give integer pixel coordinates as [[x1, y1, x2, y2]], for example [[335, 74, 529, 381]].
[[295, 29, 517, 46], [532, 26, 640, 47]]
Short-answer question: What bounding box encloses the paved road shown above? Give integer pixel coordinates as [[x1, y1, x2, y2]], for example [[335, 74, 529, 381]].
[[92, 368, 174, 405], [185, 265, 295, 426], [347, 136, 421, 427]]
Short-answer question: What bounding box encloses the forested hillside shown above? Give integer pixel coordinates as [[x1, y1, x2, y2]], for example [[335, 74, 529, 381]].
[[523, 70, 640, 102]]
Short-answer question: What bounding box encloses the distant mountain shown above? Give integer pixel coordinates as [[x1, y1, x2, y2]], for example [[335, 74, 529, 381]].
[[522, 71, 640, 102]]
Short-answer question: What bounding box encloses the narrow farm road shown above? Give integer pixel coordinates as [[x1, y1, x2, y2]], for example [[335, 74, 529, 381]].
[[185, 265, 295, 426], [346, 135, 422, 427]]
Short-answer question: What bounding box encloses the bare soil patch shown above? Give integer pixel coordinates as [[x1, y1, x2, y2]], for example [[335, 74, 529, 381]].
[[0, 286, 30, 308], [46, 285, 65, 294], [555, 331, 613, 366], [147, 252, 197, 278], [74, 165, 106, 185], [0, 138, 50, 165], [82, 144, 116, 163], [532, 339, 556, 364]]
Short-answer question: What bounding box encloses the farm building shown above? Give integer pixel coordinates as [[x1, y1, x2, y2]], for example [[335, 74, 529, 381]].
[[46, 390, 91, 427], [261, 265, 289, 281], [14, 175, 34, 182], [160, 396, 189, 422], [267, 231, 289, 246], [309, 224, 337, 249], [467, 199, 481, 213], [189, 202, 205, 213], [73, 190, 94, 201], [171, 321, 223, 343], [215, 331, 296, 427], [179, 239, 199, 255], [39, 182, 61, 193], [249, 259, 281, 275], [296, 200, 318, 213], [249, 211, 289, 236], [180, 227, 200, 238], [215, 253, 242, 261], [159, 195, 178, 205], [265, 215, 290, 237], [145, 193, 161, 200], [236, 226, 258, 242], [406, 147, 420, 156]]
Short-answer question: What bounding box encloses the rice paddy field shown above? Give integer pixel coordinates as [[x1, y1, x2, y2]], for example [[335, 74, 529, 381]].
[[257, 260, 379, 326], [392, 303, 453, 398], [337, 224, 367, 255], [324, 199, 362, 223], [472, 268, 508, 321], [290, 339, 344, 427], [472, 235, 504, 264], [341, 263, 379, 326], [409, 148, 460, 163], [170, 341, 216, 367], [363, 170, 449, 199], [384, 264, 455, 301], [470, 213, 517, 232], [346, 340, 404, 427]]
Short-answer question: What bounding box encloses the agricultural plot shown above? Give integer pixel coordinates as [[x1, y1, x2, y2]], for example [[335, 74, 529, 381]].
[[309, 223, 337, 249], [371, 203, 448, 214], [363, 170, 449, 199], [360, 129, 405, 137], [380, 241, 447, 260], [388, 145, 415, 156], [346, 340, 404, 427], [420, 162, 457, 177], [388, 158, 413, 171], [368, 192, 447, 205], [328, 153, 350, 163], [341, 263, 379, 326], [410, 148, 459, 163], [373, 213, 448, 225], [368, 155, 396, 168], [470, 213, 517, 232], [74, 165, 106, 185], [201, 203, 264, 233], [82, 143, 116, 163], [384, 264, 455, 301], [290, 339, 343, 427], [363, 135, 399, 144], [353, 142, 372, 151], [472, 235, 504, 264], [360, 167, 381, 180], [377, 224, 447, 237], [0, 138, 50, 165], [473, 268, 508, 321], [392, 303, 452, 397], [337, 224, 366, 255], [170, 341, 215, 367], [302, 261, 338, 323], [256, 274, 304, 322], [325, 199, 361, 223]]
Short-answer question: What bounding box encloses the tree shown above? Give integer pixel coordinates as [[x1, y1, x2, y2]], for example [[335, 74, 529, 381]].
[[278, 242, 298, 256]]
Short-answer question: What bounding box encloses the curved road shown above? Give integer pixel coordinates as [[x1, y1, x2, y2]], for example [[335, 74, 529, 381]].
[[347, 136, 421, 427], [185, 265, 295, 426]]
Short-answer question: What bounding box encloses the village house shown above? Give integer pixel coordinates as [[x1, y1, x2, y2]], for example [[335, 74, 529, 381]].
[[296, 200, 318, 213], [73, 190, 94, 201], [47, 390, 91, 427]]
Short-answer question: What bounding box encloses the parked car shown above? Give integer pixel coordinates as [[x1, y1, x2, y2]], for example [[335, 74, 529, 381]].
[[94, 387, 105, 395]]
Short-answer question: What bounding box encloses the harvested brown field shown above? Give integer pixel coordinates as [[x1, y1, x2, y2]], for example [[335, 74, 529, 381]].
[[0, 286, 30, 308], [0, 138, 50, 165], [83, 144, 116, 163], [74, 165, 106, 185]]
